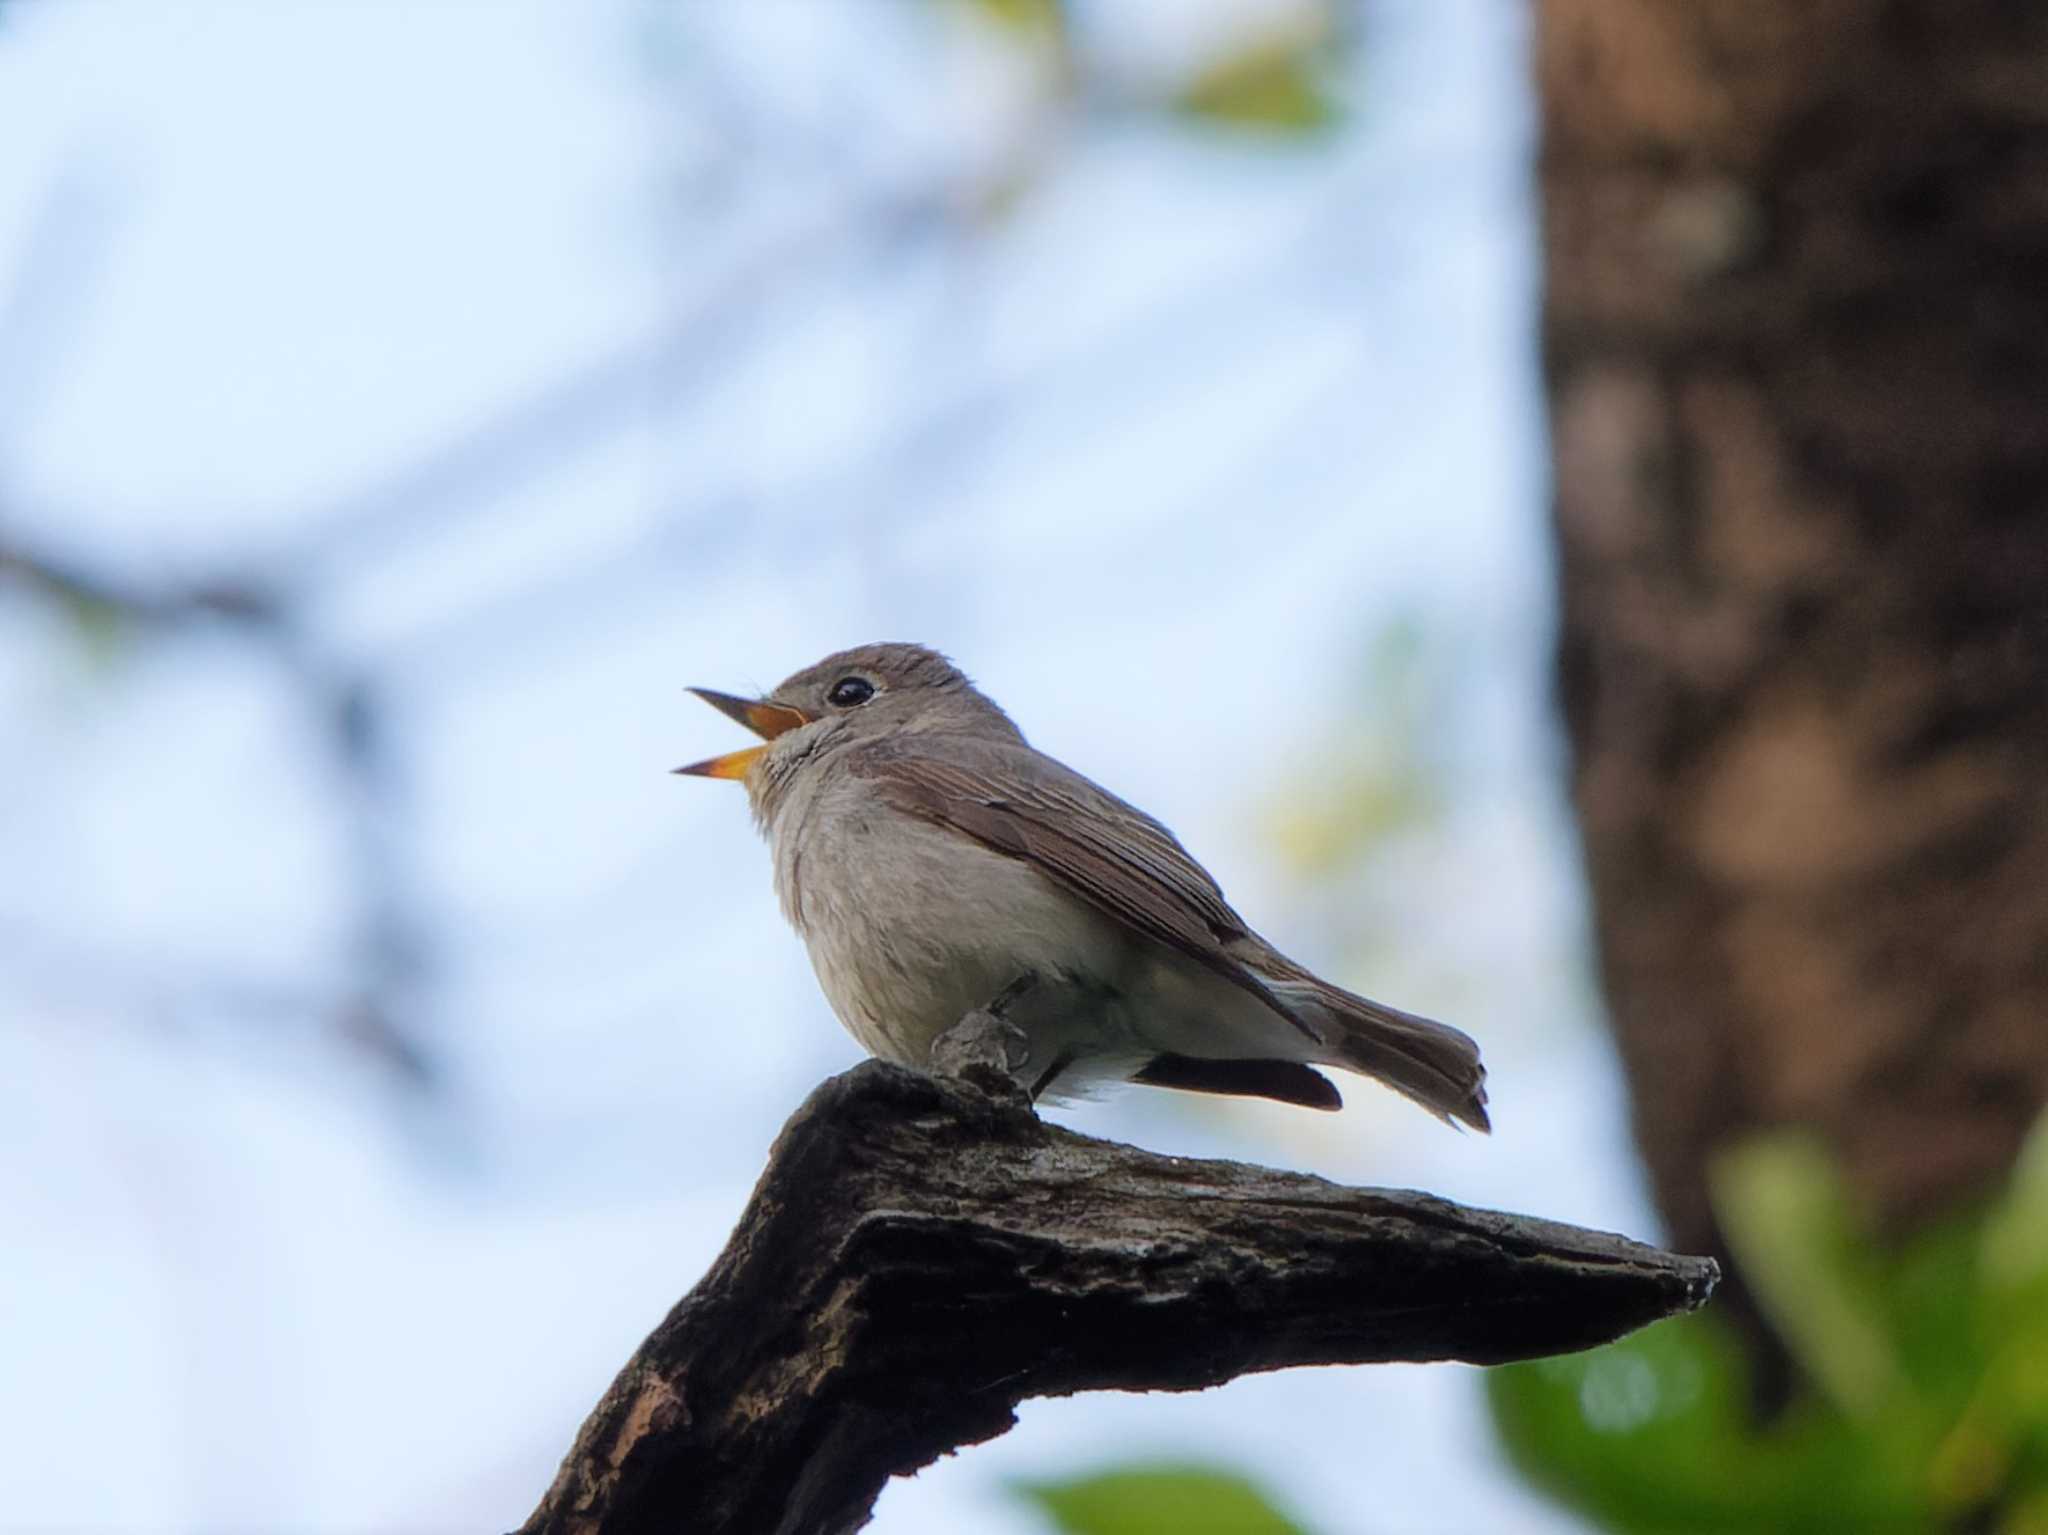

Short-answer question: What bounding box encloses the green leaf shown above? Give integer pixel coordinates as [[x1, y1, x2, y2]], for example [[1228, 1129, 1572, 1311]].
[[1490, 1123, 2048, 1533], [1487, 1313, 1925, 1533], [1014, 1464, 1311, 1535], [1928, 1114, 2048, 1520], [1708, 1133, 1904, 1418], [1984, 1113, 2048, 1301], [1173, 28, 1339, 135]]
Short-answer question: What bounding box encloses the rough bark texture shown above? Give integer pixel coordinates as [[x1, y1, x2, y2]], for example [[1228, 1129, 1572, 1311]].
[[517, 1015, 1716, 1535], [1538, 0, 2048, 1388]]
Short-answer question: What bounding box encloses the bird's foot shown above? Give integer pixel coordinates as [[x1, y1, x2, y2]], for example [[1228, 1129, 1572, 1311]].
[[929, 975, 1038, 1107]]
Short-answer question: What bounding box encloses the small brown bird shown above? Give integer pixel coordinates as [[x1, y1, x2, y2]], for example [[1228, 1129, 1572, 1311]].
[[679, 643, 1487, 1129]]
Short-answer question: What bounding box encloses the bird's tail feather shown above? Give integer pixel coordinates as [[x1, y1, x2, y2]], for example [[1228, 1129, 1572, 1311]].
[[1274, 979, 1490, 1132]]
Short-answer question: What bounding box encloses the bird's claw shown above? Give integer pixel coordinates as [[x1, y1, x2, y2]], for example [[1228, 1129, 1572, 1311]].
[[929, 975, 1038, 1103]]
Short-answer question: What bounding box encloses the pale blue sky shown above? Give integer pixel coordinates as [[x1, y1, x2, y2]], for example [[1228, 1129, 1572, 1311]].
[[0, 3, 1647, 1530]]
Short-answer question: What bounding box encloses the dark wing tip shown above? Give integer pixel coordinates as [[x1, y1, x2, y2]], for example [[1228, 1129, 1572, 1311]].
[[1449, 1063, 1491, 1133], [1132, 1054, 1344, 1112]]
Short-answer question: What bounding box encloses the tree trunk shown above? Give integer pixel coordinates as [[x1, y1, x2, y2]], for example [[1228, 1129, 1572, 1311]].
[[1537, 0, 2048, 1389]]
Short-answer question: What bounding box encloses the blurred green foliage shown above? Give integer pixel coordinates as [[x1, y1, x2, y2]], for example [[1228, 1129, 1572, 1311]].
[[956, 0, 1065, 38], [50, 585, 137, 668], [1171, 23, 1339, 135], [1014, 1464, 1314, 1535], [1488, 1121, 2048, 1535], [944, 0, 1343, 136], [1262, 619, 1445, 881], [3, 556, 141, 672]]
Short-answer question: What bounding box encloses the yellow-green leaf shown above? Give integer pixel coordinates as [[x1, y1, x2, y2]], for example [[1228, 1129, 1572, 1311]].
[[1015, 1464, 1311, 1535], [954, 0, 1063, 40], [1174, 31, 1338, 134], [1709, 1133, 1906, 1418]]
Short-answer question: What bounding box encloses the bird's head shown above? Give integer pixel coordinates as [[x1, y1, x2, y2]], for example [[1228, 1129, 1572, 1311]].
[[676, 642, 1018, 815]]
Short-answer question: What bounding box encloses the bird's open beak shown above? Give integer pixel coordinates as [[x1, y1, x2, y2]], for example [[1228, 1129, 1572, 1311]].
[[673, 688, 812, 780]]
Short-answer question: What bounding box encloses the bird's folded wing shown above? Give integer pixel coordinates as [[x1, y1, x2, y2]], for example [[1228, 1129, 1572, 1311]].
[[846, 736, 1319, 1042]]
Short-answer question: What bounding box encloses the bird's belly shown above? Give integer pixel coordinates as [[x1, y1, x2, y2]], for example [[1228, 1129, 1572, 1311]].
[[790, 818, 1130, 1071]]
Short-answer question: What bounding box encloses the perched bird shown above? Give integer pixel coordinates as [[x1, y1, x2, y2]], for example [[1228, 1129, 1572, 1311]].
[[678, 643, 1488, 1129]]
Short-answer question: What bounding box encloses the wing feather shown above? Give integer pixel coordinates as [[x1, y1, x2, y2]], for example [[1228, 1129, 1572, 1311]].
[[845, 736, 1318, 1041]]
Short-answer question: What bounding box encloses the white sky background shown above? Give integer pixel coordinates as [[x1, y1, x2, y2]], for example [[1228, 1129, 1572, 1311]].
[[0, 1, 1654, 1531]]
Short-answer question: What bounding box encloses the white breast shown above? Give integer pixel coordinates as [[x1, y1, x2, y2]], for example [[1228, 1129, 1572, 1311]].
[[767, 777, 1125, 1068]]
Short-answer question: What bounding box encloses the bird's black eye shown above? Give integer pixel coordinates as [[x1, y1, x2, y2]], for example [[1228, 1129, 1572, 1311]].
[[827, 676, 875, 708]]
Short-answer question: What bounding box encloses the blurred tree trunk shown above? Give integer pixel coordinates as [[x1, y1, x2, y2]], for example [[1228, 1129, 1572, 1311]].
[[1537, 0, 2048, 1393]]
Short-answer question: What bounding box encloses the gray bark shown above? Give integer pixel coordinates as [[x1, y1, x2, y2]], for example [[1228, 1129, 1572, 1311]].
[[516, 1015, 1715, 1535]]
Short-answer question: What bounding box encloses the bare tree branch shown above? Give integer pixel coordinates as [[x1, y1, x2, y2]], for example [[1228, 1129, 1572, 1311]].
[[0, 535, 434, 1085], [518, 1013, 1717, 1535]]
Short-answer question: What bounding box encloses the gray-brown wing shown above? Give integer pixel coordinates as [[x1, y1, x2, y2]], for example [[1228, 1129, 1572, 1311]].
[[845, 735, 1318, 1042]]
